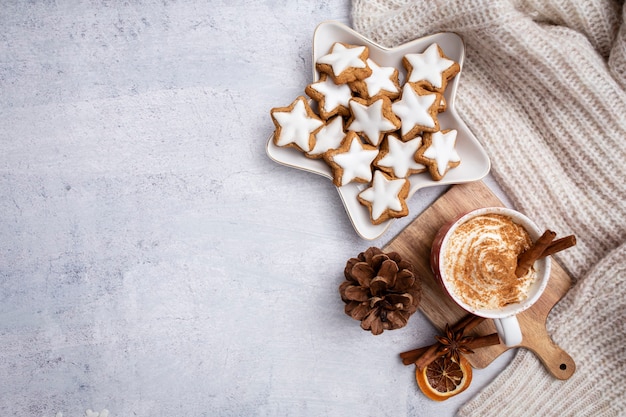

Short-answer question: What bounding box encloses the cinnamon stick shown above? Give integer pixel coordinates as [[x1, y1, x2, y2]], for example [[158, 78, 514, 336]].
[[465, 333, 501, 349], [399, 346, 431, 365], [401, 332, 500, 366], [515, 230, 556, 277], [450, 314, 483, 333], [411, 344, 440, 369], [539, 235, 576, 258], [451, 314, 485, 334], [402, 315, 486, 368]]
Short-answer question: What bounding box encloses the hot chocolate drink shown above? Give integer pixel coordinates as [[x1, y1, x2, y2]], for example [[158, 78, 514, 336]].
[[442, 213, 535, 310]]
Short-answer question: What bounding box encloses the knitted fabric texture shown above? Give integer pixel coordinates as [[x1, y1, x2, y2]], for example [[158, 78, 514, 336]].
[[352, 0, 626, 416]]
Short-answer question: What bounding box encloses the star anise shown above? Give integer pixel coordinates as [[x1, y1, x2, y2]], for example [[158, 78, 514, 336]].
[[435, 324, 476, 363], [400, 315, 501, 370]]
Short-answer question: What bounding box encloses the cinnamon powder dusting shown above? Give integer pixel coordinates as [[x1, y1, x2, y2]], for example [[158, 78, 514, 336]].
[[443, 214, 534, 310]]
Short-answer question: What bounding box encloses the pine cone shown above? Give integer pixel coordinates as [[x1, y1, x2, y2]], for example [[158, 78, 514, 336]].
[[339, 247, 422, 335]]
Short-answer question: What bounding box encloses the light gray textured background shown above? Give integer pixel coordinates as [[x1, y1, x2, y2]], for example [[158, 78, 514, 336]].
[[0, 1, 515, 416]]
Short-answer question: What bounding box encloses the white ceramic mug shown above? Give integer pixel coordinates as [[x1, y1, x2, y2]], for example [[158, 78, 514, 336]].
[[430, 207, 551, 346]]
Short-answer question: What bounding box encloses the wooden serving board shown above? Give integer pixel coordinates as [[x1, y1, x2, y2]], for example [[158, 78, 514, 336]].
[[384, 181, 576, 380]]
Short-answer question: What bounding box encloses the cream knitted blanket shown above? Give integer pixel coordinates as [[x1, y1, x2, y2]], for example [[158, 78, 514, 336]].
[[352, 0, 626, 415]]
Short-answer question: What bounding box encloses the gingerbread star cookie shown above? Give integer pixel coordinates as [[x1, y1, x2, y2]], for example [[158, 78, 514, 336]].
[[358, 170, 410, 225], [324, 131, 379, 187], [270, 96, 324, 152], [391, 84, 441, 141], [347, 96, 401, 147], [417, 129, 461, 181], [305, 73, 353, 120], [306, 116, 346, 159], [374, 134, 426, 178], [402, 43, 460, 93], [349, 58, 400, 100], [316, 42, 372, 85]]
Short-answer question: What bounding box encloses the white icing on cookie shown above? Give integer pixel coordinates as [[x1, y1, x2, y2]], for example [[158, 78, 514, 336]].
[[375, 134, 425, 178], [348, 97, 399, 146], [404, 43, 457, 89], [272, 97, 324, 152], [360, 59, 399, 97], [307, 75, 352, 117], [307, 116, 345, 157], [358, 170, 408, 221], [391, 84, 438, 137], [317, 43, 368, 77], [331, 134, 379, 186], [422, 130, 461, 176]]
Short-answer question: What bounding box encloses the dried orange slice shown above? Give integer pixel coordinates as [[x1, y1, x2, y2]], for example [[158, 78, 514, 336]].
[[415, 355, 473, 401]]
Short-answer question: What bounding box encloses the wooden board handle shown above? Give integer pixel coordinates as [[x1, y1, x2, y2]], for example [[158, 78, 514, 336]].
[[522, 323, 576, 380]]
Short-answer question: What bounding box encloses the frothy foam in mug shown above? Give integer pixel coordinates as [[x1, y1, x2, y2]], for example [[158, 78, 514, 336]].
[[443, 213, 536, 310]]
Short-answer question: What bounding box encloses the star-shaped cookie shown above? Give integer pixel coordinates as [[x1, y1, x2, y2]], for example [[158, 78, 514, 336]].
[[417, 129, 461, 180], [316, 42, 372, 84], [305, 73, 353, 120], [403, 43, 460, 93], [349, 58, 400, 100], [358, 170, 410, 224], [391, 84, 441, 141], [324, 131, 379, 187], [306, 116, 346, 159], [374, 134, 426, 178], [270, 96, 324, 152], [347, 96, 401, 146]]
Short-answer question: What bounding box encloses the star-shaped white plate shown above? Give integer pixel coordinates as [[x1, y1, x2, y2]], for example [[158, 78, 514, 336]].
[[266, 21, 491, 240]]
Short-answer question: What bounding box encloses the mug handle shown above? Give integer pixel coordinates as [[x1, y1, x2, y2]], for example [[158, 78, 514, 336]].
[[494, 316, 522, 346]]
